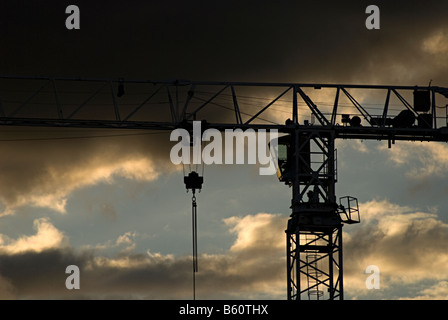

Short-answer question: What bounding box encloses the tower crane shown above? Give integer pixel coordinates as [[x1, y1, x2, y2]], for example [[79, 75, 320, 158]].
[[1, 75, 448, 299]]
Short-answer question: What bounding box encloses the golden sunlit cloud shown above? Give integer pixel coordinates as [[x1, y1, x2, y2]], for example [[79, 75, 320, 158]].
[[379, 141, 448, 178], [0, 218, 67, 254], [0, 212, 287, 299], [1, 206, 448, 299], [422, 30, 448, 56], [345, 200, 448, 299], [224, 213, 285, 253], [0, 155, 161, 217]]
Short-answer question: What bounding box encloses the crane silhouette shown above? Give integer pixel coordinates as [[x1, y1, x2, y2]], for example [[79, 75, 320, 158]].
[[1, 75, 447, 299]]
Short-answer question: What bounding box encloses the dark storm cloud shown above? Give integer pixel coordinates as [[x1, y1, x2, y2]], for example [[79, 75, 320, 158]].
[[0, 1, 446, 216], [0, 213, 286, 299], [0, 248, 89, 298], [2, 206, 448, 300], [1, 1, 448, 83], [1, 0, 448, 300], [0, 247, 201, 299], [0, 128, 176, 215]]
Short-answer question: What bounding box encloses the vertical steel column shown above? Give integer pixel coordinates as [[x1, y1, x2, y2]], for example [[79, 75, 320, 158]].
[[338, 225, 344, 299], [286, 128, 343, 300]]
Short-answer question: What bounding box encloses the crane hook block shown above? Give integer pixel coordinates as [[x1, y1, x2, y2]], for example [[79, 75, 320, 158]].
[[184, 171, 203, 193]]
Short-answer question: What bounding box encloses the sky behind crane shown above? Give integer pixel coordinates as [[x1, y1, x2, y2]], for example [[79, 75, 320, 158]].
[[1, 0, 448, 299]]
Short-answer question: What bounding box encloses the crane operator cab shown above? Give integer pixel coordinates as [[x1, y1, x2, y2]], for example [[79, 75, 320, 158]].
[[269, 132, 360, 225], [273, 134, 292, 184], [269, 133, 311, 186]]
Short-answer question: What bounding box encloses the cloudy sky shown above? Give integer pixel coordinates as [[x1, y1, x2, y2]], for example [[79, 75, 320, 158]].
[[1, 0, 448, 300]]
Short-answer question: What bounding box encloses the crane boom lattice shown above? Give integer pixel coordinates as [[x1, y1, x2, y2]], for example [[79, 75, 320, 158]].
[[1, 76, 448, 299]]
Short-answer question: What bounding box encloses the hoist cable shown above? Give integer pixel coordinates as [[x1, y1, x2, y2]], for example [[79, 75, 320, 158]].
[[192, 192, 198, 300]]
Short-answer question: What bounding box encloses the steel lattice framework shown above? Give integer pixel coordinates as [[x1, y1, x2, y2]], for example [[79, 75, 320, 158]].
[[1, 75, 448, 299]]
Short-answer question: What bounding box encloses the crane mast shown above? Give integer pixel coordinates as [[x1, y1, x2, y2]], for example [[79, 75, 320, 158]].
[[1, 75, 448, 299]]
